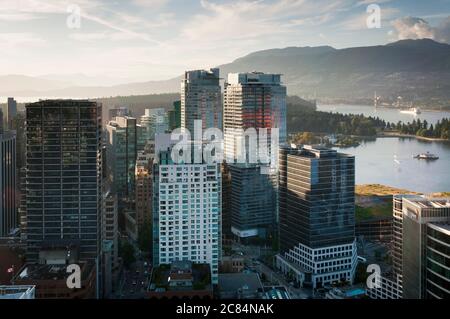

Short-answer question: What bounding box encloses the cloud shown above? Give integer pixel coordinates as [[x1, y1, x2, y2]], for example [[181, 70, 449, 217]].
[[391, 16, 450, 43], [0, 32, 46, 49], [132, 0, 169, 8], [391, 16, 435, 40]]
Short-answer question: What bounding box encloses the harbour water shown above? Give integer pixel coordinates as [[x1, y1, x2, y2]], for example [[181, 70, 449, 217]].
[[323, 105, 450, 193]]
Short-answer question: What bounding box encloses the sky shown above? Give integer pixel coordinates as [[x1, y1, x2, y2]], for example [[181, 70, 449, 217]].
[[0, 0, 449, 84]]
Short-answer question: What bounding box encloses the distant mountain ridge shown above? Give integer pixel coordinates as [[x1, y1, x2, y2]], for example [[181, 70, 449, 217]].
[[2, 39, 450, 101]]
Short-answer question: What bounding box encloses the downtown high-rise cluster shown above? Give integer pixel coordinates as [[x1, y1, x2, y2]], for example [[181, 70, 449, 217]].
[[1, 68, 449, 300]]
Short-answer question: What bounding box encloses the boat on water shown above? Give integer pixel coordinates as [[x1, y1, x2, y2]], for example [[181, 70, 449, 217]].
[[413, 152, 439, 160], [400, 107, 421, 115]]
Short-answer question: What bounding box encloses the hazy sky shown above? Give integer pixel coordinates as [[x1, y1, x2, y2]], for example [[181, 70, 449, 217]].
[[1, 0, 449, 84]]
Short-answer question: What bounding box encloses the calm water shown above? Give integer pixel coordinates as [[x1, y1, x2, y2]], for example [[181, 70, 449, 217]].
[[319, 104, 450, 193], [334, 135, 450, 193], [318, 104, 450, 125]]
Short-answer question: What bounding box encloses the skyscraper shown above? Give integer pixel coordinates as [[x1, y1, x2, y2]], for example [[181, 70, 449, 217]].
[[168, 100, 181, 131], [0, 131, 16, 237], [399, 196, 450, 299], [276, 145, 357, 289], [2, 98, 17, 131], [222, 72, 286, 241], [106, 116, 137, 198], [25, 100, 102, 262], [140, 108, 168, 140], [181, 68, 222, 133], [229, 164, 277, 240], [135, 148, 153, 229], [152, 137, 221, 284], [392, 194, 418, 277], [425, 222, 450, 299], [223, 72, 287, 162]]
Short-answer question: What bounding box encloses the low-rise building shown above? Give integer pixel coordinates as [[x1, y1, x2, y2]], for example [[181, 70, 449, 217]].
[[13, 262, 96, 299], [147, 261, 212, 299], [218, 273, 264, 299], [220, 255, 245, 273]]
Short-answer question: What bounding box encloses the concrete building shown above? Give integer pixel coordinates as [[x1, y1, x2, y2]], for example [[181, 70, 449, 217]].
[[147, 261, 213, 299], [25, 100, 102, 262], [152, 141, 221, 284], [181, 68, 222, 133], [218, 273, 263, 299], [101, 190, 119, 297], [276, 145, 357, 289], [13, 261, 96, 299], [392, 194, 418, 277], [0, 131, 16, 237], [135, 149, 154, 229]]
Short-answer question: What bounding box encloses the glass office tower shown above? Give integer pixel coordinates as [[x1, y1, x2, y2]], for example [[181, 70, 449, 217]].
[[106, 116, 137, 199], [0, 131, 16, 237], [25, 100, 102, 262], [276, 145, 357, 289], [181, 68, 222, 133], [229, 164, 277, 239]]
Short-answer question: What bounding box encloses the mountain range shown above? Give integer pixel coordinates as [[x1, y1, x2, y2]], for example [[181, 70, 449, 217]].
[[2, 39, 450, 102]]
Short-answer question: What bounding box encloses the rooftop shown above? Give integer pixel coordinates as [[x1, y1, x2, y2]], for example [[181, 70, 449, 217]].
[[15, 262, 93, 281], [218, 273, 263, 293], [150, 263, 211, 292], [405, 197, 450, 209]]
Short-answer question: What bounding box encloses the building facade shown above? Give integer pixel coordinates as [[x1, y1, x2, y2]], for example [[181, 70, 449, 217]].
[[0, 131, 16, 237], [229, 164, 276, 240], [106, 116, 137, 198], [223, 72, 287, 162], [1, 98, 17, 131], [135, 149, 153, 229], [141, 108, 168, 140], [152, 147, 221, 284], [168, 100, 181, 131], [276, 145, 357, 289], [181, 68, 222, 133], [25, 100, 102, 262], [426, 222, 450, 299], [401, 197, 450, 299]]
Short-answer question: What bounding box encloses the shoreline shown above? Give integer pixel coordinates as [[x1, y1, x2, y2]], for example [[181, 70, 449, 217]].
[[318, 103, 450, 114], [377, 132, 449, 142]]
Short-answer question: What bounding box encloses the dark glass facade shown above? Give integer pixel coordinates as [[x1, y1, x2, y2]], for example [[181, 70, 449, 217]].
[[279, 146, 355, 252], [229, 164, 276, 238], [0, 131, 16, 237], [25, 100, 102, 262], [426, 224, 450, 299]]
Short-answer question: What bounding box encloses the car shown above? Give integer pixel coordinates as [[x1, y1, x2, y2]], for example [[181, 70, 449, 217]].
[[132, 280, 137, 285], [144, 262, 148, 267]]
